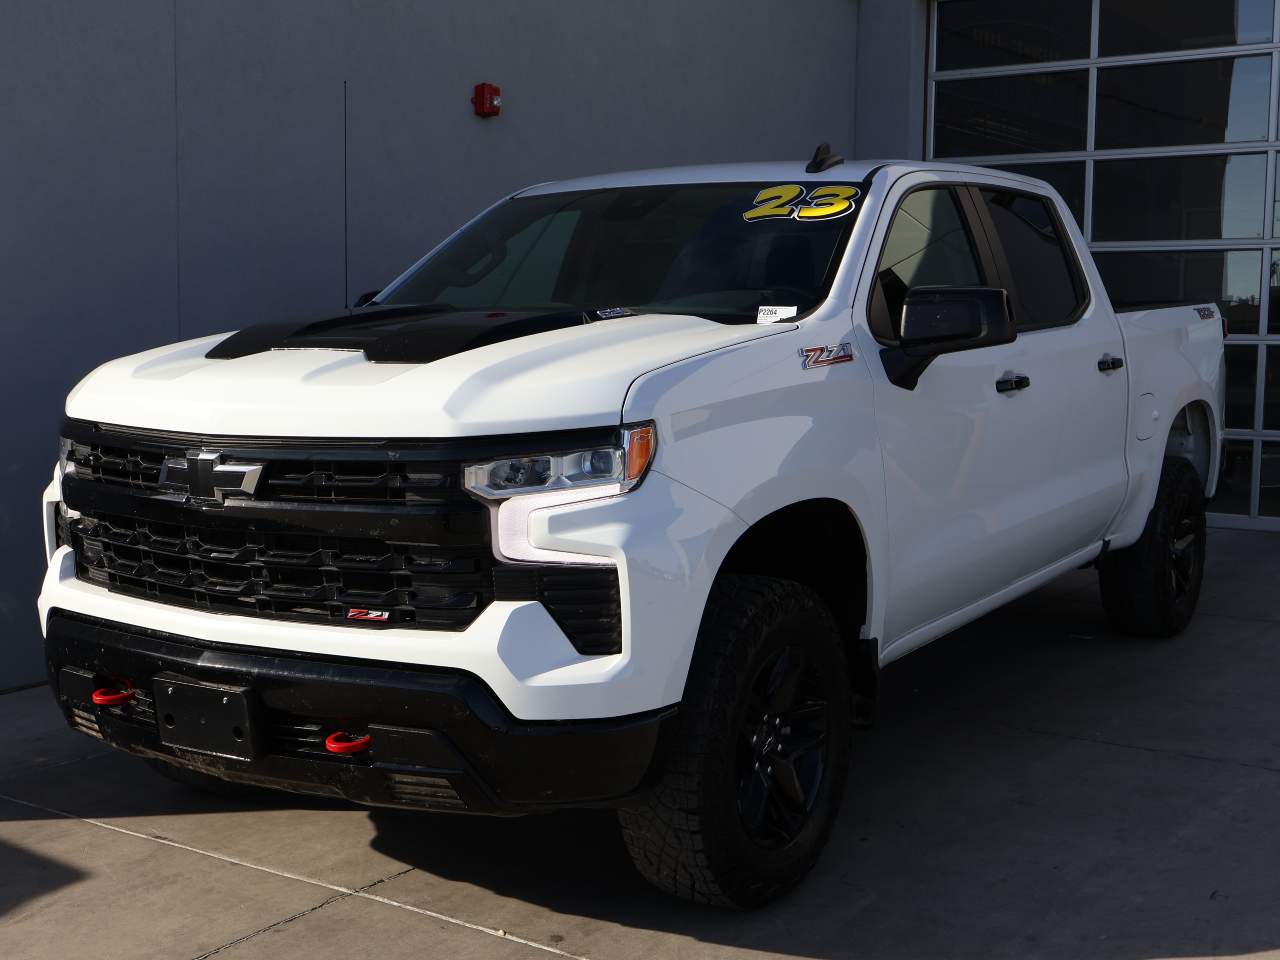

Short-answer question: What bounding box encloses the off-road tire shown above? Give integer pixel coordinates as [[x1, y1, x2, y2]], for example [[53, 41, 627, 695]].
[[1098, 456, 1206, 638], [618, 575, 852, 908]]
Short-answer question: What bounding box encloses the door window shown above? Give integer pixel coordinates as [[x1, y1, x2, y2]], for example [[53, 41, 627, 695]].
[[979, 189, 1088, 330], [869, 187, 986, 341]]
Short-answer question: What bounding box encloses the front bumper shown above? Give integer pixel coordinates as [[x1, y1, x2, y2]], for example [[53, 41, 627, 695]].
[[45, 610, 676, 814]]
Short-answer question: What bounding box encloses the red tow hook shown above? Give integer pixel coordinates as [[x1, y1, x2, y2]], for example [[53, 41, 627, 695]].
[[91, 685, 135, 706], [324, 731, 372, 754]]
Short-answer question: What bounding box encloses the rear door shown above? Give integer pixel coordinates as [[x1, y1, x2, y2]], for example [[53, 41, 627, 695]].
[[971, 184, 1130, 557]]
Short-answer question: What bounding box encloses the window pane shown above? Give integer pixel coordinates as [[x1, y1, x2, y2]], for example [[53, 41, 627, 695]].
[[980, 190, 1083, 330], [871, 188, 984, 340], [1096, 56, 1271, 149], [992, 162, 1086, 226], [1225, 344, 1260, 428], [1261, 443, 1280, 517], [937, 0, 1092, 70], [1266, 346, 1280, 430], [1215, 440, 1255, 515], [1095, 250, 1261, 335], [1100, 0, 1274, 56], [934, 71, 1089, 157], [1093, 154, 1267, 241]]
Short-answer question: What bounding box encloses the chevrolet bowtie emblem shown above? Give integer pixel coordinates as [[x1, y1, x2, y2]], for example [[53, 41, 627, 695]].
[[160, 451, 264, 504]]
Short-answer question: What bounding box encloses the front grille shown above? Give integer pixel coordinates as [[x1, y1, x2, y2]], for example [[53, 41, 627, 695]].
[[70, 512, 493, 630], [61, 421, 624, 653]]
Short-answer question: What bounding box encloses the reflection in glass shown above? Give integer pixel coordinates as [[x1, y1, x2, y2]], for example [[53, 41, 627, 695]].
[[992, 162, 1086, 226], [1096, 56, 1270, 149], [1093, 154, 1266, 241], [937, 0, 1092, 70], [1261, 443, 1280, 517], [1100, 0, 1274, 56], [1095, 250, 1261, 335], [934, 72, 1089, 157], [1225, 345, 1260, 429], [1214, 440, 1255, 515]]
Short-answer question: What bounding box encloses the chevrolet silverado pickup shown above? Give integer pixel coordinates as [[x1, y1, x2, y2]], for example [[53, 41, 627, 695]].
[[40, 149, 1225, 907]]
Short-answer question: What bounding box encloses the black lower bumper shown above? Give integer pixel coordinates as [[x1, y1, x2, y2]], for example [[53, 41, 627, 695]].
[[44, 610, 675, 814]]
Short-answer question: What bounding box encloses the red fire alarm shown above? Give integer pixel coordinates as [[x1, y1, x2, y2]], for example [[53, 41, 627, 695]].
[[472, 82, 502, 118]]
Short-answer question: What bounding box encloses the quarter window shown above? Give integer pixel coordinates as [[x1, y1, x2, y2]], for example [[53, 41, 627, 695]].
[[869, 187, 985, 341], [979, 190, 1086, 331]]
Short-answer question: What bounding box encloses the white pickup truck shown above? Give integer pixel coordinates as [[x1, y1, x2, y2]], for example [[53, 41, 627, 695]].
[[40, 151, 1224, 907]]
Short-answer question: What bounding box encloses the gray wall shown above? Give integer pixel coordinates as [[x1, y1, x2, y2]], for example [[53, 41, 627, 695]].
[[0, 0, 922, 689]]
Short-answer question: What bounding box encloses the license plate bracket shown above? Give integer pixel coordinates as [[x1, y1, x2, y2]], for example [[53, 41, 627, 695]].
[[153, 674, 257, 761]]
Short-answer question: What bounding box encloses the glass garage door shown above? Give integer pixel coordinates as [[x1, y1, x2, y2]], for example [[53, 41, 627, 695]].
[[929, 0, 1280, 529]]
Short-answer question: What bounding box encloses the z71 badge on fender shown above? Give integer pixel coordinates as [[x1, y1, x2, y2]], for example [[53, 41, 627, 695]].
[[800, 342, 855, 369]]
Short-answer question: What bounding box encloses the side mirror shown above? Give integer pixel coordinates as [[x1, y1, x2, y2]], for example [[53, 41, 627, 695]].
[[881, 287, 1015, 390], [353, 290, 381, 308]]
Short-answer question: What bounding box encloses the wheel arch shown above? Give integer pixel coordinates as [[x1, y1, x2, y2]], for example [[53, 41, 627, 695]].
[[712, 498, 877, 722], [1164, 399, 1218, 496]]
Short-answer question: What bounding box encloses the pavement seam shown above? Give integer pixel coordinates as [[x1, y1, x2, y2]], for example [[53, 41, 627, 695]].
[[187, 868, 418, 959], [0, 791, 593, 960]]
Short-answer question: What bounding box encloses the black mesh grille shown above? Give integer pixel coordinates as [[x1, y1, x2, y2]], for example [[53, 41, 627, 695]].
[[71, 513, 491, 630]]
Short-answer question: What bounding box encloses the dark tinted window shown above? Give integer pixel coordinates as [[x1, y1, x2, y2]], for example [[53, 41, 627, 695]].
[[934, 71, 1089, 157], [1100, 0, 1274, 56], [1225, 344, 1260, 428], [1093, 154, 1267, 241], [937, 0, 1092, 70], [383, 183, 863, 323], [1262, 443, 1280, 517], [1095, 250, 1262, 335], [992, 162, 1086, 226], [980, 190, 1085, 331], [870, 188, 985, 341], [1097, 56, 1271, 149], [1266, 347, 1280, 430]]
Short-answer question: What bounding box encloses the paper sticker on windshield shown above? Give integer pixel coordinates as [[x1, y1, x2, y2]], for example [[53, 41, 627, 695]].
[[757, 306, 799, 324], [743, 184, 862, 223]]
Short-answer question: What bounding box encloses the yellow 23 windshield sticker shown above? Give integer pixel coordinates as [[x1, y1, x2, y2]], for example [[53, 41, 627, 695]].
[[743, 184, 861, 222]]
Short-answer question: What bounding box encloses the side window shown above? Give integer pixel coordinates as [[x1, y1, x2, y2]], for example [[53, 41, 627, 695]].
[[979, 190, 1086, 331], [870, 187, 985, 341]]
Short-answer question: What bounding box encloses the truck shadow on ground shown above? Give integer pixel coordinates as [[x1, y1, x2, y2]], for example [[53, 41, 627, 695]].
[[366, 567, 1280, 960]]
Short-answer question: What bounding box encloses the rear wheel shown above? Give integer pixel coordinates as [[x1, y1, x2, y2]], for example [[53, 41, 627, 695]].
[[618, 575, 852, 908], [1098, 456, 1206, 638]]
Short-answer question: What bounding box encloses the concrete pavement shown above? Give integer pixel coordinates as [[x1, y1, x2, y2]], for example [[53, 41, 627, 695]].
[[2, 529, 1278, 959]]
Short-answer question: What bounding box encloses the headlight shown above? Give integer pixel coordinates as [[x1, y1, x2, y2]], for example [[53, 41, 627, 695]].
[[464, 423, 656, 500]]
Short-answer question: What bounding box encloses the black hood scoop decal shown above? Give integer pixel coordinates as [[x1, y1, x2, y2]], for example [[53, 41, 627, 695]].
[[206, 305, 626, 364]]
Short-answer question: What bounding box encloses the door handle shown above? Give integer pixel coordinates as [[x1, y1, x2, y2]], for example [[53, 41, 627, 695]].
[[995, 374, 1031, 393], [1097, 355, 1125, 372]]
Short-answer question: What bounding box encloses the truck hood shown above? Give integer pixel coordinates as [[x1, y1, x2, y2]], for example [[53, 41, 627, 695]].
[[66, 312, 792, 437]]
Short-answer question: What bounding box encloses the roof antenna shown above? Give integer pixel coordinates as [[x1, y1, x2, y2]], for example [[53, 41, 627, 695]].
[[806, 142, 845, 174]]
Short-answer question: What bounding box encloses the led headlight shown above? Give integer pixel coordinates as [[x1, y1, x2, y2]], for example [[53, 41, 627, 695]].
[[464, 423, 656, 500]]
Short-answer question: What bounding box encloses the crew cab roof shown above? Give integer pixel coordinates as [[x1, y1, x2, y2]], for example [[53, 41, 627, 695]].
[[515, 160, 1055, 197]]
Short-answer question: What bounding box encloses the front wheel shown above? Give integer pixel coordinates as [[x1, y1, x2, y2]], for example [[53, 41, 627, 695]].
[[1098, 456, 1207, 638], [618, 575, 852, 908]]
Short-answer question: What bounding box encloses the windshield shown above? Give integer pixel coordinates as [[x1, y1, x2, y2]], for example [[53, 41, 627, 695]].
[[380, 182, 865, 324]]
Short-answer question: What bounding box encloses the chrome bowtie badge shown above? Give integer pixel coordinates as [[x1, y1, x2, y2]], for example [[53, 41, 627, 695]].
[[160, 451, 264, 503]]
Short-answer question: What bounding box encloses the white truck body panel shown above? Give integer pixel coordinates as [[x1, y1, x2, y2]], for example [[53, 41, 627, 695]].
[[41, 159, 1225, 721]]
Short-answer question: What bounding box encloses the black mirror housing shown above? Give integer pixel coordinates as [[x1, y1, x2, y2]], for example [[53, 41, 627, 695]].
[[900, 287, 1015, 357], [881, 287, 1016, 390]]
